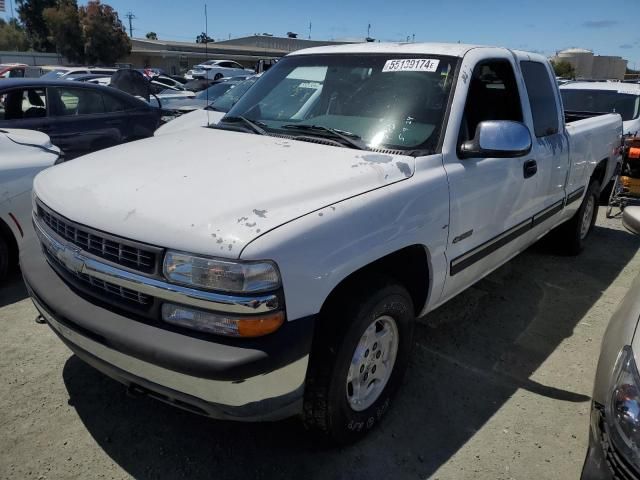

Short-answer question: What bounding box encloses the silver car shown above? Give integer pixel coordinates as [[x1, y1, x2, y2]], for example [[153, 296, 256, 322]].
[[582, 207, 640, 479]]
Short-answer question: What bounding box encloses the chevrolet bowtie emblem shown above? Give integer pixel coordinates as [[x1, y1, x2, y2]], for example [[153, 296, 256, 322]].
[[57, 245, 85, 274]]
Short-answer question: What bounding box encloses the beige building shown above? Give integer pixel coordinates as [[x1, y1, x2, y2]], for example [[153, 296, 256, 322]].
[[551, 48, 628, 80]]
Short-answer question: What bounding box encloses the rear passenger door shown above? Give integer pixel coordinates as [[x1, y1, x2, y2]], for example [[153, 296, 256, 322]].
[[519, 59, 569, 222], [440, 51, 545, 301], [47, 87, 122, 157]]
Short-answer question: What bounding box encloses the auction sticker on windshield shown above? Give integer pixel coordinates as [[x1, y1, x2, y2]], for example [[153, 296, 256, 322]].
[[382, 59, 440, 73]]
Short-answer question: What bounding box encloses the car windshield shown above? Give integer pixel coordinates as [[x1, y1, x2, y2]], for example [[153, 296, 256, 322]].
[[41, 69, 68, 79], [224, 54, 458, 151], [561, 89, 640, 121], [195, 82, 236, 100], [208, 76, 259, 113]]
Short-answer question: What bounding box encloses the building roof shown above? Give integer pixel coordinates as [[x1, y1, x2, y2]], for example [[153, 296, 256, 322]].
[[560, 81, 640, 94]]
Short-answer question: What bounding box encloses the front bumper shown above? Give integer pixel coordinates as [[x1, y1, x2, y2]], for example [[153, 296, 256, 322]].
[[581, 402, 640, 480], [21, 233, 315, 421]]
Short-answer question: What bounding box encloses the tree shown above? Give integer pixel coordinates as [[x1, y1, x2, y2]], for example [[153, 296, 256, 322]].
[[16, 0, 57, 51], [79, 0, 131, 65], [43, 0, 84, 63], [0, 18, 30, 51], [196, 32, 213, 44], [146, 32, 157, 40], [552, 60, 576, 79]]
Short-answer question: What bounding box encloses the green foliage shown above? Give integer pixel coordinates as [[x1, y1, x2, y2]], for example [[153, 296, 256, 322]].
[[16, 0, 57, 51], [552, 60, 576, 79], [0, 18, 30, 51], [79, 0, 131, 65], [43, 0, 84, 63], [146, 32, 157, 40]]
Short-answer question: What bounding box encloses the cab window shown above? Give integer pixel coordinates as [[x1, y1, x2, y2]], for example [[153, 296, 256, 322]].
[[459, 59, 523, 146]]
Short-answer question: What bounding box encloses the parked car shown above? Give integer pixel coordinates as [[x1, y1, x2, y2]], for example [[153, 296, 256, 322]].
[[155, 75, 259, 135], [158, 78, 247, 115], [23, 43, 622, 443], [0, 64, 41, 79], [40, 67, 117, 80], [581, 206, 640, 480], [0, 79, 161, 158], [186, 59, 254, 80], [561, 82, 640, 136], [64, 73, 112, 86], [0, 129, 60, 281]]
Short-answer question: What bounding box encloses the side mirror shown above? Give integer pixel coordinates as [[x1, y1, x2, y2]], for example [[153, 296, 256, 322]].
[[622, 206, 640, 235], [460, 120, 532, 159]]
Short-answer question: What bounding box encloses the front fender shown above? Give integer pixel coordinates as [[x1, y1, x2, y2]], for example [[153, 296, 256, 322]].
[[240, 155, 450, 321]]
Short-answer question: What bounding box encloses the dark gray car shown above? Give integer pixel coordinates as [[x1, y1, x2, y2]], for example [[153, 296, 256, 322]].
[[0, 79, 160, 159]]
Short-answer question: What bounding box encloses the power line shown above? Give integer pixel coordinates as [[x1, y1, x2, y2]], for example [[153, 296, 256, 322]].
[[125, 11, 136, 38]]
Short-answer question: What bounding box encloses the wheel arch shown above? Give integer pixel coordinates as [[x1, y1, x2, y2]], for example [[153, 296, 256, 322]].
[[319, 244, 431, 319], [591, 157, 609, 188]]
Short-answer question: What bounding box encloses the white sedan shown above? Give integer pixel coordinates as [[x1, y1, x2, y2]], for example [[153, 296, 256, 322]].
[[186, 60, 254, 81], [0, 129, 60, 280]]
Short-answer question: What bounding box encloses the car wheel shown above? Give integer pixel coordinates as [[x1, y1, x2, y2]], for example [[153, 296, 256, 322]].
[[303, 276, 415, 444], [0, 235, 9, 282], [214, 73, 223, 81], [558, 180, 600, 255]]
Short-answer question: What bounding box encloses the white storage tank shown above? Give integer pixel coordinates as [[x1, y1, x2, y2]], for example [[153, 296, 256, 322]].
[[555, 48, 594, 78]]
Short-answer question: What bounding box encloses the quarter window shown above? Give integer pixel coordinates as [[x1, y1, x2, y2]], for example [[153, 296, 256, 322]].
[[520, 61, 560, 137]]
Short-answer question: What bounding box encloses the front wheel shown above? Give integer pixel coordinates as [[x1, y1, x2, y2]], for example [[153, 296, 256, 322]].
[[303, 277, 415, 444], [213, 73, 223, 81], [0, 235, 9, 282]]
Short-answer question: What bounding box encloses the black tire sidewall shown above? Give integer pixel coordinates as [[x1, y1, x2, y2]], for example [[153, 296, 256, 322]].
[[324, 284, 414, 443], [0, 235, 9, 282], [577, 181, 600, 244]]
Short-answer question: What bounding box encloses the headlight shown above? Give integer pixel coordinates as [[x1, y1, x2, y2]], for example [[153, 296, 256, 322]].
[[606, 346, 640, 470], [163, 251, 280, 293]]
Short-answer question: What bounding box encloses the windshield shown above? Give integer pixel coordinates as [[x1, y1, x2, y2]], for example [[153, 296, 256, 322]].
[[561, 89, 640, 121], [195, 82, 235, 100], [208, 76, 259, 112], [225, 54, 458, 151]]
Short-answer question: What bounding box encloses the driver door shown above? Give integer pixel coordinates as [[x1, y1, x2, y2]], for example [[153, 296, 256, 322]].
[[439, 52, 544, 301]]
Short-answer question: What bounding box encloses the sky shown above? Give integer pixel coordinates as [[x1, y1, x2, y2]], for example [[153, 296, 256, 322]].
[[3, 0, 640, 68]]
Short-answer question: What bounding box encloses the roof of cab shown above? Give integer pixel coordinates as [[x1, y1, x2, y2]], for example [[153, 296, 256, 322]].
[[289, 42, 486, 58], [560, 81, 640, 94]]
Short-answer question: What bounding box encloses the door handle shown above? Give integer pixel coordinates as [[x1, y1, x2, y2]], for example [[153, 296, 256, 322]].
[[523, 159, 537, 179]]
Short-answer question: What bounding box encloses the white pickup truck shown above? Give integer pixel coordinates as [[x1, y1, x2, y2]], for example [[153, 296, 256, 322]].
[[23, 43, 622, 443]]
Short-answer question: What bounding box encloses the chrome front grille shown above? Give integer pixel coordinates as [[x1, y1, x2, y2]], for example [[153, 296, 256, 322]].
[[37, 204, 158, 274], [45, 248, 152, 306]]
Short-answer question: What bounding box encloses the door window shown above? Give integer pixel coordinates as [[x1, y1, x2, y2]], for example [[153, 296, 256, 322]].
[[0, 88, 47, 120], [103, 93, 129, 112], [458, 60, 523, 146], [520, 61, 560, 137], [50, 87, 105, 116]]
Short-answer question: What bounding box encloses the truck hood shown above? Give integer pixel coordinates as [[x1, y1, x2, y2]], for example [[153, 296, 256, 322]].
[[34, 128, 415, 257]]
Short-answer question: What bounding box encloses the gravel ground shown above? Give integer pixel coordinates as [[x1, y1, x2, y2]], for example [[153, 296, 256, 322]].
[[1, 209, 639, 480]]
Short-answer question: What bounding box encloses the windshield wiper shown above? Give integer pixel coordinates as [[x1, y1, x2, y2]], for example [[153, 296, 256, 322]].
[[220, 115, 267, 135], [280, 124, 368, 150]]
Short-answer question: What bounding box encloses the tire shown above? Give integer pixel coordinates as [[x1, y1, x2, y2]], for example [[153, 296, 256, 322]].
[[0, 235, 9, 282], [558, 180, 600, 255], [303, 276, 415, 444], [213, 73, 223, 81]]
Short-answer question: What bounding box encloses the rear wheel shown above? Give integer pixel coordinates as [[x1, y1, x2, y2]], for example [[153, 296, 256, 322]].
[[213, 73, 223, 81], [558, 180, 600, 255], [303, 277, 415, 444]]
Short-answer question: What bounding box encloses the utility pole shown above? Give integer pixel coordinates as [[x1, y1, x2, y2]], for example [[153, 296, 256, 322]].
[[367, 23, 371, 38], [308, 21, 312, 40], [125, 11, 136, 38]]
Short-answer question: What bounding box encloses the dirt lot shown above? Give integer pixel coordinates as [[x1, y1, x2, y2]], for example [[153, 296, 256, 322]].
[[1, 210, 639, 480]]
